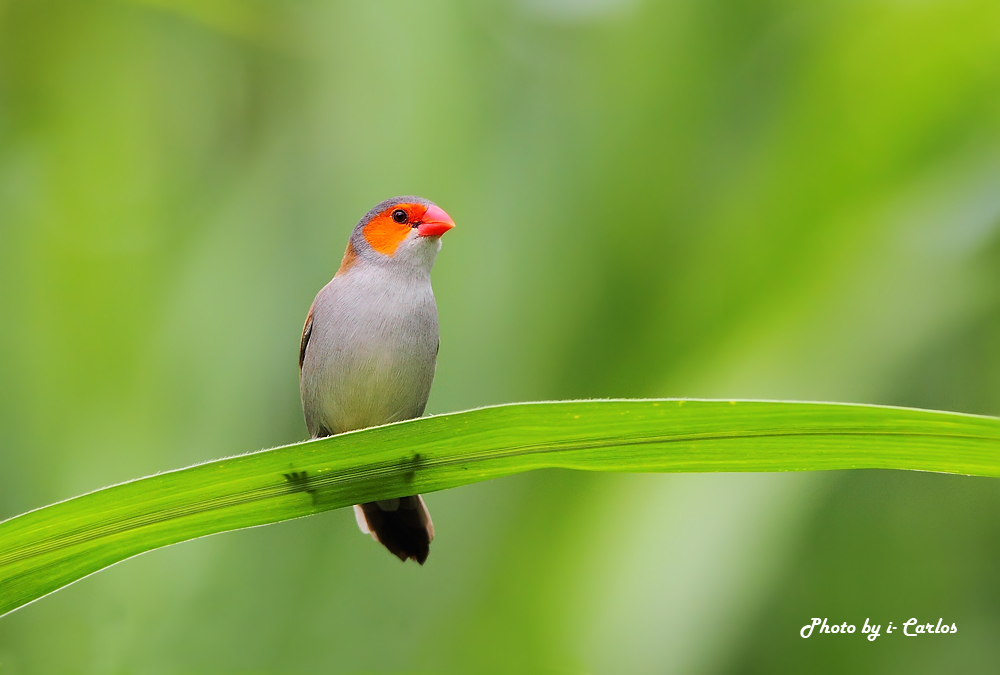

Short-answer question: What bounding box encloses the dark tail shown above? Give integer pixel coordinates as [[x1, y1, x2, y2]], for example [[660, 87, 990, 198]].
[[354, 495, 434, 564]]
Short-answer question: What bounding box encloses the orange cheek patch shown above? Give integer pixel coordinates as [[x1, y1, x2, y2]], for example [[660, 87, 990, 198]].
[[363, 216, 411, 256]]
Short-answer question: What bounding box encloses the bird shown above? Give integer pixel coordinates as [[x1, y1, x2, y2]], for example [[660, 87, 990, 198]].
[[298, 196, 455, 564]]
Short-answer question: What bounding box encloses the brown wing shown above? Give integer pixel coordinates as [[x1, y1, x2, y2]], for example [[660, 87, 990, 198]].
[[299, 303, 315, 370]]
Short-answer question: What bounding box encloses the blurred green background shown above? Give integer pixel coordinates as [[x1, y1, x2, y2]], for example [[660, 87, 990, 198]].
[[2, 0, 1000, 672]]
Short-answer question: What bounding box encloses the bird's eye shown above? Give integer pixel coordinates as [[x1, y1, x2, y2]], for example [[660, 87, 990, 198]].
[[391, 209, 408, 224]]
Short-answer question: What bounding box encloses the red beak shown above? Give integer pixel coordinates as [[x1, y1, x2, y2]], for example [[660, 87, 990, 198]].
[[417, 204, 455, 237]]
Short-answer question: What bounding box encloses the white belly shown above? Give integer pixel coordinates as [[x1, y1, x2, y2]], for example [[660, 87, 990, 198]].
[[300, 266, 439, 436]]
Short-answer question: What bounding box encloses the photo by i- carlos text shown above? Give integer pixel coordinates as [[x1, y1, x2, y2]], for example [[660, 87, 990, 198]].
[[800, 618, 958, 641]]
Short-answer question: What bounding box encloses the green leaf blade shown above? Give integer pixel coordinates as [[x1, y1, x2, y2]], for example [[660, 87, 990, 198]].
[[2, 399, 999, 616]]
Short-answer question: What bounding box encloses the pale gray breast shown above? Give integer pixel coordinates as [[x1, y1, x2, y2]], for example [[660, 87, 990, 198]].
[[300, 265, 439, 437]]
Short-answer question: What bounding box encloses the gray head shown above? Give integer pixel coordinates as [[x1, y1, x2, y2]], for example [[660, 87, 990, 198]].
[[342, 196, 455, 275]]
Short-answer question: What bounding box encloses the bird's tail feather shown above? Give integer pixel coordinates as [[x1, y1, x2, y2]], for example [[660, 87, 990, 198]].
[[353, 495, 434, 564]]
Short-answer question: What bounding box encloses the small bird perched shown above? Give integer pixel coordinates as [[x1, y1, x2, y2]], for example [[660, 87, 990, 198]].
[[299, 196, 455, 564]]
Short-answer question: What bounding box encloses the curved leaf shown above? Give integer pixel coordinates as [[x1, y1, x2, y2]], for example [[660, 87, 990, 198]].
[[2, 399, 999, 616]]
